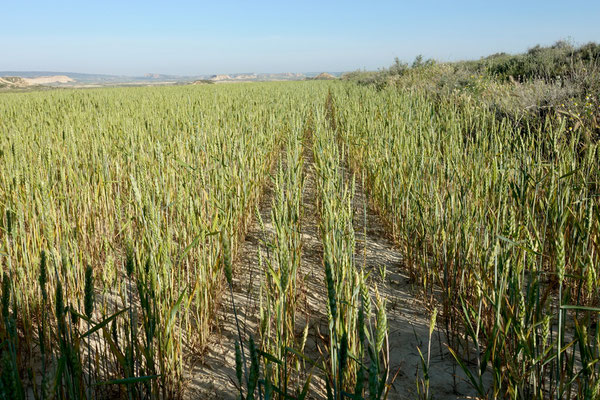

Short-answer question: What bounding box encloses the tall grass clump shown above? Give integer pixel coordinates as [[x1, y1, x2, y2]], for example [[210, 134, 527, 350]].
[[313, 108, 391, 399], [0, 82, 332, 397], [332, 82, 599, 398], [258, 115, 308, 396]]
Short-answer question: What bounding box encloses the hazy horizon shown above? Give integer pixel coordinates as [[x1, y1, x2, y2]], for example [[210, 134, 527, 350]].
[[2, 0, 599, 76], [0, 70, 345, 77]]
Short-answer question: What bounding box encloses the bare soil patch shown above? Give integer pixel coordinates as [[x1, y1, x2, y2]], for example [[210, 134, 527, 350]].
[[187, 142, 481, 399]]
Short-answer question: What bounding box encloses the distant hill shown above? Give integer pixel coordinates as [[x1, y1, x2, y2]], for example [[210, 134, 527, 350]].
[[26, 75, 75, 84], [191, 80, 214, 85], [0, 75, 75, 89], [210, 73, 303, 82], [0, 71, 121, 83], [207, 72, 342, 83], [307, 72, 337, 80], [210, 74, 233, 82], [0, 71, 188, 85], [0, 70, 345, 88], [0, 76, 30, 88]]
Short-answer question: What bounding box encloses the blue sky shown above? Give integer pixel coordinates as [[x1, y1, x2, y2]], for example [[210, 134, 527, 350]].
[[1, 0, 599, 75]]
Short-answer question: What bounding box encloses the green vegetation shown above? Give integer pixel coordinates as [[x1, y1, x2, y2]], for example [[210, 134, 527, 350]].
[[314, 102, 390, 399], [337, 41, 599, 398], [331, 81, 599, 397], [344, 41, 600, 135], [1, 41, 599, 399], [0, 83, 327, 398]]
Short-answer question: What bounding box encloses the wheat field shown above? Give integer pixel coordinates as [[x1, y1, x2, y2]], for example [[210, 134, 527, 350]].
[[0, 79, 598, 399]]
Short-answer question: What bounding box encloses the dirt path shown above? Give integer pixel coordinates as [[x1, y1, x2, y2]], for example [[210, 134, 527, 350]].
[[187, 139, 330, 399], [187, 137, 481, 399], [185, 178, 274, 399], [350, 171, 479, 399]]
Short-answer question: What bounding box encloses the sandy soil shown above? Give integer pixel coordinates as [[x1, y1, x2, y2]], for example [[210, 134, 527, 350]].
[[186, 140, 482, 399], [350, 170, 480, 399], [184, 166, 276, 399]]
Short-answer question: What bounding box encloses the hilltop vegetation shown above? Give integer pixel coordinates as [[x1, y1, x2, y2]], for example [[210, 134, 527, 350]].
[[344, 41, 600, 135], [0, 77, 32, 89]]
